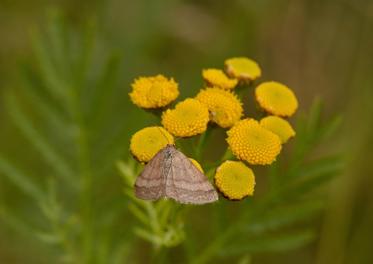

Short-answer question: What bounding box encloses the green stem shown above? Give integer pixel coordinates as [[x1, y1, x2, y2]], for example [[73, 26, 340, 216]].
[[205, 147, 234, 176], [151, 245, 168, 264], [194, 128, 211, 160], [144, 202, 162, 236], [220, 148, 234, 161], [79, 125, 93, 263], [70, 89, 94, 263], [51, 217, 76, 262]]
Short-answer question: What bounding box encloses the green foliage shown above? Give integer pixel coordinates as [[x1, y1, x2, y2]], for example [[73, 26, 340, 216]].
[[118, 161, 185, 249], [0, 12, 129, 263], [0, 12, 343, 264]]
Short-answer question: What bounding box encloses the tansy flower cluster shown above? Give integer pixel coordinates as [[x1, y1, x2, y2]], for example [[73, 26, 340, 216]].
[[128, 57, 298, 201]]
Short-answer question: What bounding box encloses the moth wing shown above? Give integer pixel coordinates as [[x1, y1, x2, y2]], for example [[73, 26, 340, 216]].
[[134, 148, 165, 201], [165, 148, 218, 204]]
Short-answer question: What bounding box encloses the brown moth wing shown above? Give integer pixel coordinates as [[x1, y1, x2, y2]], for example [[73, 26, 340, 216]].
[[165, 147, 219, 204], [134, 148, 165, 201]]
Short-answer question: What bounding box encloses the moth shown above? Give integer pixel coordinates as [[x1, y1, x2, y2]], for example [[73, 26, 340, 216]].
[[135, 144, 218, 204]]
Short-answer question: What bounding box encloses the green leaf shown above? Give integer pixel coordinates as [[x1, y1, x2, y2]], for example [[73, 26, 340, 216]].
[[5, 95, 75, 187], [277, 169, 341, 202], [306, 98, 322, 138], [0, 204, 39, 235], [123, 188, 149, 212], [128, 203, 148, 226], [31, 28, 70, 104], [290, 99, 342, 171], [38, 177, 62, 222], [288, 155, 343, 179], [117, 161, 136, 187], [157, 200, 173, 227], [0, 155, 44, 201], [94, 125, 132, 176], [73, 18, 96, 88], [45, 9, 70, 78], [298, 155, 344, 178], [237, 255, 251, 264], [19, 63, 68, 124], [133, 227, 162, 246], [88, 51, 121, 127], [221, 230, 316, 256], [35, 231, 62, 244], [316, 114, 343, 142], [243, 200, 324, 234], [292, 171, 337, 196]]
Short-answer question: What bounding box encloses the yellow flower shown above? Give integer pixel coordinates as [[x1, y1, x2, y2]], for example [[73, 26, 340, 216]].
[[260, 116, 296, 144], [255, 81, 298, 117], [162, 98, 209, 137], [214, 161, 255, 200], [195, 87, 243, 128], [130, 126, 174, 163], [129, 75, 179, 109], [189, 158, 204, 173], [202, 68, 238, 90], [225, 57, 261, 81], [226, 119, 282, 165]]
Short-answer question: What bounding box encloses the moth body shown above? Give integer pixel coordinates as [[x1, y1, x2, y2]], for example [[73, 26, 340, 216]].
[[135, 144, 218, 204]]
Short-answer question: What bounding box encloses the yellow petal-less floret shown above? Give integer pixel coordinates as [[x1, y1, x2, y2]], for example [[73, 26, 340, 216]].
[[162, 98, 209, 137], [260, 116, 296, 144], [226, 119, 282, 165], [224, 57, 261, 81], [255, 81, 298, 117], [129, 75, 179, 109], [202, 68, 238, 90], [130, 126, 174, 163], [214, 161, 255, 200], [195, 87, 243, 128], [189, 158, 204, 173]]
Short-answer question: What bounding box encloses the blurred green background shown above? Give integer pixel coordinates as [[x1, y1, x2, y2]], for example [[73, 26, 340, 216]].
[[0, 0, 373, 263]]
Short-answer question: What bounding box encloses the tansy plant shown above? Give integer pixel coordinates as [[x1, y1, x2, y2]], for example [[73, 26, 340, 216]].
[[120, 54, 343, 262], [128, 58, 296, 200], [0, 13, 343, 264]]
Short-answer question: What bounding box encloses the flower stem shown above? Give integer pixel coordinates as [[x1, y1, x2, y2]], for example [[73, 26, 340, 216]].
[[194, 128, 210, 160], [221, 148, 234, 161]]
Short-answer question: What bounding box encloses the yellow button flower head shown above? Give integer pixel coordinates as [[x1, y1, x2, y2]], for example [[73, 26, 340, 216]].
[[215, 161, 255, 200], [226, 119, 282, 165], [225, 57, 261, 81], [189, 158, 204, 173], [162, 98, 209, 137], [130, 126, 174, 163], [255, 81, 298, 117], [196, 87, 243, 128], [129, 75, 179, 109], [202, 68, 238, 90], [260, 116, 296, 144]]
